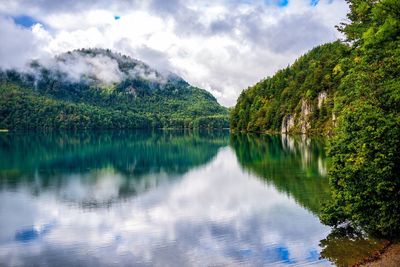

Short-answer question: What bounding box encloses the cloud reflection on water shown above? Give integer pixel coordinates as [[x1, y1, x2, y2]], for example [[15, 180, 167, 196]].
[[0, 144, 331, 266]]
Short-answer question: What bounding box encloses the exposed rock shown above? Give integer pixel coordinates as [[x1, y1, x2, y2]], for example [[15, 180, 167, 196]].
[[317, 91, 327, 109], [126, 86, 137, 98], [300, 99, 312, 134], [281, 114, 295, 133], [332, 112, 337, 127]]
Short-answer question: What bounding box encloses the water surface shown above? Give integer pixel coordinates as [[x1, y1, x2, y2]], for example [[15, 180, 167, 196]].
[[0, 131, 374, 266]]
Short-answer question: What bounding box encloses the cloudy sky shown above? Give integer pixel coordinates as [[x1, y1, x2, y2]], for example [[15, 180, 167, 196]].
[[0, 0, 348, 106]]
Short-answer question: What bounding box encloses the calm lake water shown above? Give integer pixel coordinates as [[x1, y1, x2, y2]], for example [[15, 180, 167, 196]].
[[0, 131, 381, 266]]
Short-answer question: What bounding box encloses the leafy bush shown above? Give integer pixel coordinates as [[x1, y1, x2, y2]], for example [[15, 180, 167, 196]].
[[321, 0, 400, 237]]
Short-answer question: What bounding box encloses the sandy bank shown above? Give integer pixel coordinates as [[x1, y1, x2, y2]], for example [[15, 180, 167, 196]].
[[359, 242, 400, 267]]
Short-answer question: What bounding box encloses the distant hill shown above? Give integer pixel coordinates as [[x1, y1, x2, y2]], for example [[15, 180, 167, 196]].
[[0, 48, 228, 130]]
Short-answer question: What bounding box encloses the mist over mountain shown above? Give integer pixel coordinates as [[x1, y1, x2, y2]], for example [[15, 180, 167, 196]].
[[26, 48, 187, 89], [0, 48, 228, 130]]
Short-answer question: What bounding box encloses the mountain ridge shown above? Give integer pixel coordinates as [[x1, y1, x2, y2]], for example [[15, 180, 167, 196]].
[[0, 48, 228, 130]]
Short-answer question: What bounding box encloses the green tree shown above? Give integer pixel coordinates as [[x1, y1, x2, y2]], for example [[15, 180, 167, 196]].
[[321, 0, 400, 237]]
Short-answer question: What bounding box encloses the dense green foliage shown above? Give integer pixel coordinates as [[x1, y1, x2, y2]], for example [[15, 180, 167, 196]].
[[230, 41, 349, 134], [320, 0, 400, 237], [0, 82, 152, 129], [192, 115, 229, 129], [0, 49, 228, 130], [230, 0, 400, 237]]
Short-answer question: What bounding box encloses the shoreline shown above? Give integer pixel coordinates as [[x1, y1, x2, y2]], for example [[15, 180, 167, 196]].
[[356, 242, 400, 267]]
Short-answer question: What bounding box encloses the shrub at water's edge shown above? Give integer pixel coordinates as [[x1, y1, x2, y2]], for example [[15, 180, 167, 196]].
[[320, 0, 400, 237]]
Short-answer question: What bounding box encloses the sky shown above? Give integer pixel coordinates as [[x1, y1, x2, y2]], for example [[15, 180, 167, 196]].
[[0, 0, 349, 106]]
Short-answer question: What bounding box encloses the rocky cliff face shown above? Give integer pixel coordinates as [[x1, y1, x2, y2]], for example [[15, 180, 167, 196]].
[[317, 91, 327, 109], [300, 99, 312, 134], [281, 115, 295, 133], [279, 92, 335, 134], [280, 98, 312, 134]]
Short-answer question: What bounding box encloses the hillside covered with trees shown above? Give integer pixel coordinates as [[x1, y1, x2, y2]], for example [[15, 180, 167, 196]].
[[231, 0, 400, 238], [230, 41, 349, 135], [0, 48, 228, 130]]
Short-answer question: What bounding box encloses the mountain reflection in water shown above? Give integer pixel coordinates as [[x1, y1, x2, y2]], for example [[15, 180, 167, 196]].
[[0, 131, 378, 266]]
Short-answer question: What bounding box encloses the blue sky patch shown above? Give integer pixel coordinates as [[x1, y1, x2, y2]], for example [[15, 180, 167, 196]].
[[233, 0, 289, 7], [13, 15, 40, 28], [310, 0, 319, 6], [277, 0, 289, 7]]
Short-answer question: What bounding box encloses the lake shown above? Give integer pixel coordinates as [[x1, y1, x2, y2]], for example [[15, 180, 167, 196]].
[[0, 131, 382, 266]]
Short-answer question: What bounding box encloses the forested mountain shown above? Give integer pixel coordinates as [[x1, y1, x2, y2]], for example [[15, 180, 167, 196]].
[[231, 0, 400, 237], [230, 41, 349, 135], [0, 48, 228, 130]]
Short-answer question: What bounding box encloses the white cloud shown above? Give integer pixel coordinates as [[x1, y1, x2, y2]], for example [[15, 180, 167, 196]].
[[55, 53, 124, 84], [0, 17, 49, 70], [0, 0, 349, 106]]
